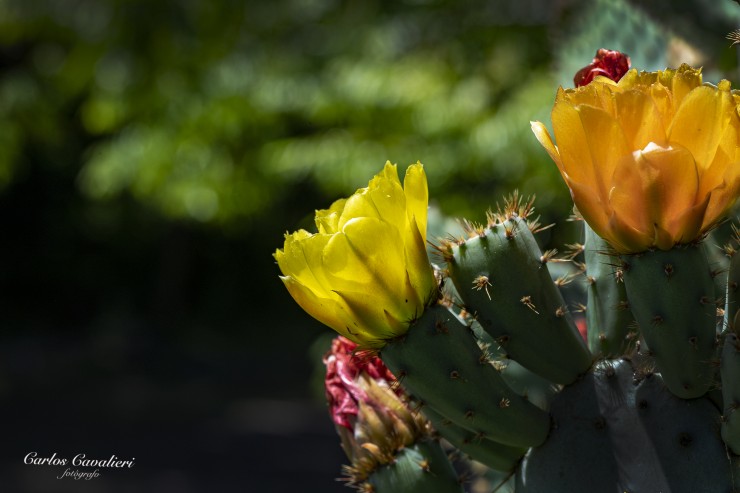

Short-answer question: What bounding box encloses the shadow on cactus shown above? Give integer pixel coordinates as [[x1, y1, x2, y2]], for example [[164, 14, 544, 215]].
[[274, 51, 740, 492]]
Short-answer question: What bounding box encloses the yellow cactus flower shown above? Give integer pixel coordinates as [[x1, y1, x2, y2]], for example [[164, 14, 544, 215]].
[[532, 64, 740, 253], [274, 161, 436, 348]]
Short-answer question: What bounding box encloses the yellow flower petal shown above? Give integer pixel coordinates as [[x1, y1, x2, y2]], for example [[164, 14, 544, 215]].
[[403, 162, 429, 240], [338, 162, 406, 233], [332, 289, 407, 344], [277, 230, 333, 297], [323, 218, 405, 296], [316, 198, 347, 234], [280, 275, 368, 343], [403, 215, 436, 306]]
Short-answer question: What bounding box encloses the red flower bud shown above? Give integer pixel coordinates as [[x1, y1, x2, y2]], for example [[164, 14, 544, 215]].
[[573, 49, 631, 87]]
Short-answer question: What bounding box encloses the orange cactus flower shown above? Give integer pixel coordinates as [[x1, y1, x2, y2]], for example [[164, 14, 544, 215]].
[[532, 64, 740, 253]]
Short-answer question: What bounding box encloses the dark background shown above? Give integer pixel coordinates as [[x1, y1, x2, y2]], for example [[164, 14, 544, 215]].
[[0, 0, 739, 491]]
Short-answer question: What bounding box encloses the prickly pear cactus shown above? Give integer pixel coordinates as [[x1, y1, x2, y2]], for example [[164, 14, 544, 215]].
[[275, 50, 740, 492]]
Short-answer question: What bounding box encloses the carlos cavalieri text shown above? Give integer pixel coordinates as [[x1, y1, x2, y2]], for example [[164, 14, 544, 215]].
[[24, 452, 135, 480]]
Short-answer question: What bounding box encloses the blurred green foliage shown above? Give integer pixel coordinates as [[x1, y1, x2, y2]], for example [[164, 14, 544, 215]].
[[2, 0, 739, 227]]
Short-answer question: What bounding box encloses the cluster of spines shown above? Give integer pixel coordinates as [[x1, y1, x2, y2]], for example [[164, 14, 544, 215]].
[[430, 191, 551, 265]]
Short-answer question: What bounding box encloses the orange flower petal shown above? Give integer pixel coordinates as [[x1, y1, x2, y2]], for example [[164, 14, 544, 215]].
[[668, 85, 733, 172], [551, 101, 600, 195], [614, 88, 668, 149], [576, 104, 632, 202]]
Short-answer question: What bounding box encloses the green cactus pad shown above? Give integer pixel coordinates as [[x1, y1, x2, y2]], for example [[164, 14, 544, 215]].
[[367, 438, 464, 493], [381, 303, 550, 448], [726, 252, 740, 334], [620, 247, 718, 398], [446, 216, 592, 384], [468, 318, 557, 411], [584, 225, 636, 357], [701, 238, 729, 330], [721, 333, 740, 455], [517, 359, 733, 493], [498, 359, 558, 412], [422, 405, 526, 472]]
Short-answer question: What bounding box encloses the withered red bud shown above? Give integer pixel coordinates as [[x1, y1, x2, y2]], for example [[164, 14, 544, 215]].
[[323, 336, 397, 430]]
